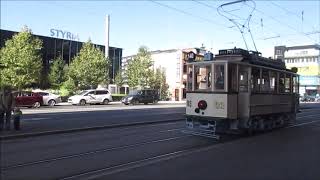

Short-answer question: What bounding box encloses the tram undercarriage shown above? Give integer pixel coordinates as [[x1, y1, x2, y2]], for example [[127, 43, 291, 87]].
[[184, 112, 296, 139]]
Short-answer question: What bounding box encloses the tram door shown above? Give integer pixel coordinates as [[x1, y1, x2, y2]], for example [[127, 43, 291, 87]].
[[237, 66, 250, 120]]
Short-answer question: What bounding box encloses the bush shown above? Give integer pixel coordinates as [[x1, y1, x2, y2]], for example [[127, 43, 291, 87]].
[[112, 94, 126, 101], [59, 79, 76, 97]]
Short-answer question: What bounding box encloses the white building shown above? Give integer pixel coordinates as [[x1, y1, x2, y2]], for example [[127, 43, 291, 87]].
[[274, 44, 320, 96], [122, 48, 207, 101]]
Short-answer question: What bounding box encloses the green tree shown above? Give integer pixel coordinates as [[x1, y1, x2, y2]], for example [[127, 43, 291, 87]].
[[67, 40, 109, 89], [114, 70, 124, 88], [149, 68, 169, 100], [0, 26, 43, 89], [127, 46, 153, 88], [48, 56, 66, 89]]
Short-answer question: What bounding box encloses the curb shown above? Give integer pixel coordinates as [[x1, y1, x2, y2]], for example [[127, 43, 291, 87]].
[[0, 118, 185, 140]]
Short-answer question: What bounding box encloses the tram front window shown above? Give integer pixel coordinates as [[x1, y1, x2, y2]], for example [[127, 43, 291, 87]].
[[214, 64, 225, 90], [194, 65, 211, 91]]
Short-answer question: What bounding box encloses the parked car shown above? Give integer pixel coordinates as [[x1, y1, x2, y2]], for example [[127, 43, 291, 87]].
[[300, 95, 316, 102], [13, 91, 43, 108], [33, 90, 62, 106], [68, 89, 112, 105], [121, 89, 159, 105]]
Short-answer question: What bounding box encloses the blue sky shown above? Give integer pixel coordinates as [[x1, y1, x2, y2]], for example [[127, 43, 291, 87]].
[[1, 0, 319, 57]]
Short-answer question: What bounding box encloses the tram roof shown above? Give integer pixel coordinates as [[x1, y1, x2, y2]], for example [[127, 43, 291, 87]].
[[187, 48, 297, 73]]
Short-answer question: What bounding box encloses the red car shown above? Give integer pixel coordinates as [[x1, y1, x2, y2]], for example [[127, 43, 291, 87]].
[[14, 91, 43, 108]]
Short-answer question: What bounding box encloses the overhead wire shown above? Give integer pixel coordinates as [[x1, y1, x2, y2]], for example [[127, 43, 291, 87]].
[[149, 0, 234, 31], [192, 0, 301, 46], [244, 3, 315, 42], [269, 1, 319, 41]]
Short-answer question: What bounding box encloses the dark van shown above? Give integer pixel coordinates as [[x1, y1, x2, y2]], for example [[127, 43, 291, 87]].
[[121, 89, 159, 105]]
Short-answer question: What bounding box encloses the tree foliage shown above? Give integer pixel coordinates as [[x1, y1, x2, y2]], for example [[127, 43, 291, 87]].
[[149, 68, 169, 100], [126, 46, 153, 88], [0, 26, 43, 89], [67, 40, 109, 90], [114, 70, 124, 87], [48, 56, 66, 89]]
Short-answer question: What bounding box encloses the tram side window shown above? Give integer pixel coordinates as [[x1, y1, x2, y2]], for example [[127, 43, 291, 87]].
[[269, 71, 277, 93], [239, 70, 248, 92], [251, 68, 261, 93], [293, 76, 299, 93], [285, 74, 291, 93], [228, 64, 237, 92], [187, 65, 193, 91], [279, 73, 285, 93], [195, 65, 211, 91], [214, 64, 225, 90], [261, 69, 270, 92]]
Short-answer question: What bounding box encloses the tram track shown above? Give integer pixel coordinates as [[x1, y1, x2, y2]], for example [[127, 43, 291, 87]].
[[60, 115, 320, 180], [2, 113, 318, 172], [60, 143, 220, 180], [1, 129, 189, 171], [1, 113, 319, 180], [0, 118, 185, 140], [1, 104, 317, 141]]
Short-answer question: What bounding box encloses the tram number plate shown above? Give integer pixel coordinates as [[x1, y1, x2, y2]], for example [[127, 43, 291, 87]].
[[215, 101, 225, 109], [187, 100, 192, 107]]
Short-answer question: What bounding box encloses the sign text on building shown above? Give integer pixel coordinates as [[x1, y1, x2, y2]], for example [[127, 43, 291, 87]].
[[50, 29, 80, 41]]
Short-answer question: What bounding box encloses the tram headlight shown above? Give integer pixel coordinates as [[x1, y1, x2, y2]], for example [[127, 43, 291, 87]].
[[198, 100, 207, 110]]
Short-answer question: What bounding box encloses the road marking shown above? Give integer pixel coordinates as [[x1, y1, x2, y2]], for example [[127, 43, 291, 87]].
[[22, 118, 51, 121], [297, 114, 320, 119], [288, 120, 320, 128]]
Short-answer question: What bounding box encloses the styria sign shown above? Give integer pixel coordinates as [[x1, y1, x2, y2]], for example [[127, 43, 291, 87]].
[[50, 29, 80, 41]]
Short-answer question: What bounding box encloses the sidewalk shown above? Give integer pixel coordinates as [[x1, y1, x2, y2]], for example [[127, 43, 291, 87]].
[[57, 101, 186, 106]]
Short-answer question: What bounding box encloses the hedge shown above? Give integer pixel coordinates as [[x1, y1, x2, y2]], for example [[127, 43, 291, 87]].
[[112, 94, 127, 101]]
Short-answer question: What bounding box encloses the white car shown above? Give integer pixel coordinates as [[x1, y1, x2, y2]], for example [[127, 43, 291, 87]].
[[33, 91, 62, 106], [68, 89, 112, 105]]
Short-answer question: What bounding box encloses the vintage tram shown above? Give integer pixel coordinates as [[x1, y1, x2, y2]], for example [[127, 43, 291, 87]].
[[184, 48, 299, 138]]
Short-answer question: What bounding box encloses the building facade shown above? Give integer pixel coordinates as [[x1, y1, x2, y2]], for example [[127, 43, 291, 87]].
[[0, 29, 122, 88], [122, 48, 206, 101], [274, 44, 320, 96]]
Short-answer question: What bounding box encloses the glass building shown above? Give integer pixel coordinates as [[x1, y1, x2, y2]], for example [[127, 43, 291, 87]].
[[0, 29, 122, 88]]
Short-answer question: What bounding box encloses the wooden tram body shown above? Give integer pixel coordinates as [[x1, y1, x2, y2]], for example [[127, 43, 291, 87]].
[[185, 48, 299, 138]]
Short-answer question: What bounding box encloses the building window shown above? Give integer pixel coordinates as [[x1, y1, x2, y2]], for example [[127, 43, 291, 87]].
[[276, 50, 282, 55]]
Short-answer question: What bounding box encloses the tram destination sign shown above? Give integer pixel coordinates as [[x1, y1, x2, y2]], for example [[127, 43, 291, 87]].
[[219, 48, 249, 56]]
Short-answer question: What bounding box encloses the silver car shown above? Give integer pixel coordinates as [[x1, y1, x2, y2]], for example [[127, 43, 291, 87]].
[[34, 91, 62, 106]]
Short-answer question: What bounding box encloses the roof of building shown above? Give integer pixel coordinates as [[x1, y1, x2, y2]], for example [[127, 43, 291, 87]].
[[149, 49, 179, 54], [122, 48, 179, 59], [276, 44, 320, 51], [0, 29, 121, 49]]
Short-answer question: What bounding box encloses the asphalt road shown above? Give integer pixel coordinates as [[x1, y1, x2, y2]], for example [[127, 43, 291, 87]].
[[0, 104, 185, 137], [0, 103, 319, 180]]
